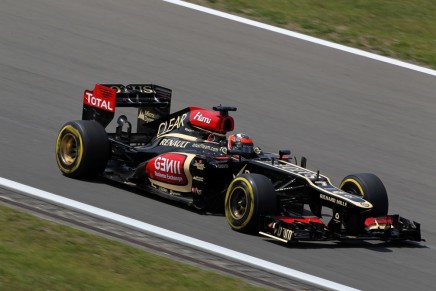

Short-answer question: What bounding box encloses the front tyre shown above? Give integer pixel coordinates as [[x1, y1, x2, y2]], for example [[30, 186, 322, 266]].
[[340, 173, 389, 217], [225, 174, 277, 233], [55, 120, 109, 178]]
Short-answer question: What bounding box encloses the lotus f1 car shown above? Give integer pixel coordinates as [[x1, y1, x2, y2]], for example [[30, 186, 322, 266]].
[[55, 84, 422, 243]]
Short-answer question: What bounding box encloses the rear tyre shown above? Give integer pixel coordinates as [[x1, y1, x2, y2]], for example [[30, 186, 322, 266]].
[[339, 173, 389, 217], [55, 120, 109, 178], [225, 174, 277, 233]]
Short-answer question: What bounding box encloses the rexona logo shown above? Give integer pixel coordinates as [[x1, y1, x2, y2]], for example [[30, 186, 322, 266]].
[[83, 85, 116, 113], [146, 154, 187, 185]]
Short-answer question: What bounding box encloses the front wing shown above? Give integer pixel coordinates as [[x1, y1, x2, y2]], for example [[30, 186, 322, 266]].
[[259, 215, 422, 243]]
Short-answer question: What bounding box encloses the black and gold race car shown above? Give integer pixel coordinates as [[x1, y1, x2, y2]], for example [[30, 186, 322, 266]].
[[55, 84, 422, 243]]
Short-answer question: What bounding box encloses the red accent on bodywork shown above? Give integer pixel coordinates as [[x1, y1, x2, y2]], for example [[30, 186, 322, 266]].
[[83, 84, 116, 112], [146, 153, 188, 185], [276, 217, 325, 225], [189, 107, 234, 133], [364, 216, 393, 227], [214, 155, 231, 160]]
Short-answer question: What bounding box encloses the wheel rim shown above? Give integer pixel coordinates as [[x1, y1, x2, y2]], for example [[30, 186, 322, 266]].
[[229, 187, 248, 220], [59, 133, 78, 166]]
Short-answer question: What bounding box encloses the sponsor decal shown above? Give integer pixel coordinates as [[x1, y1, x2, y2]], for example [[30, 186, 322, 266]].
[[192, 187, 203, 195], [146, 154, 187, 185], [193, 160, 205, 170], [157, 113, 187, 137], [193, 111, 211, 124], [155, 156, 181, 174], [159, 138, 190, 148], [138, 109, 159, 123], [193, 176, 204, 182], [215, 163, 228, 169], [189, 108, 233, 133], [109, 85, 155, 94], [220, 147, 228, 154], [320, 194, 335, 203], [336, 200, 347, 207], [158, 186, 169, 193], [83, 91, 115, 112], [319, 193, 348, 207], [274, 225, 293, 241], [169, 190, 181, 196], [192, 143, 220, 152]]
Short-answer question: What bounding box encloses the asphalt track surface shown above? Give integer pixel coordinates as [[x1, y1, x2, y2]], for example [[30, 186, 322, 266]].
[[1, 0, 435, 290]]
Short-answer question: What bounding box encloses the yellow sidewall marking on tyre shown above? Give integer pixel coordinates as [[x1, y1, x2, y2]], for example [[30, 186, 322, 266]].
[[225, 177, 255, 230], [340, 178, 365, 197], [56, 125, 83, 174]]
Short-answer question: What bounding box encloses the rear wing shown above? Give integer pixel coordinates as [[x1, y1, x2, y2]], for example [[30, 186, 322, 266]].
[[82, 84, 172, 131]]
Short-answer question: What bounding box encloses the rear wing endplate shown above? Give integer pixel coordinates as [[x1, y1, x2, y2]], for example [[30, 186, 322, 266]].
[[82, 84, 172, 129]]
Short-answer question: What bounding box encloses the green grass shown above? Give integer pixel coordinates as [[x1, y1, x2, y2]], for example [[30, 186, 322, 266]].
[[0, 205, 267, 290], [188, 0, 436, 69]]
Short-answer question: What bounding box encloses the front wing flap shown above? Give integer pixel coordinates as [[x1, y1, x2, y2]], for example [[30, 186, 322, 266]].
[[259, 215, 422, 243]]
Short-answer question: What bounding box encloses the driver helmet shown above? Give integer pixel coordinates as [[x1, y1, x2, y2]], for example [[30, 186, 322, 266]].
[[228, 133, 254, 152]]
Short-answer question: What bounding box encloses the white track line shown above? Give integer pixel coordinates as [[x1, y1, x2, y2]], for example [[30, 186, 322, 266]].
[[164, 0, 436, 76], [0, 177, 359, 291]]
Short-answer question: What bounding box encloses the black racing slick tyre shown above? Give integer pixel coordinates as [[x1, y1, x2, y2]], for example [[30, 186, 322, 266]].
[[55, 120, 109, 178], [225, 174, 277, 233], [339, 173, 389, 217]]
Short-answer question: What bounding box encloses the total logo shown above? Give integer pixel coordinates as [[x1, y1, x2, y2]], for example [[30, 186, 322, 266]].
[[84, 92, 114, 112], [193, 111, 211, 124]]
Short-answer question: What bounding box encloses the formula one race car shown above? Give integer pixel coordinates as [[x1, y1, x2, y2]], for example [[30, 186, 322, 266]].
[[55, 84, 422, 243]]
